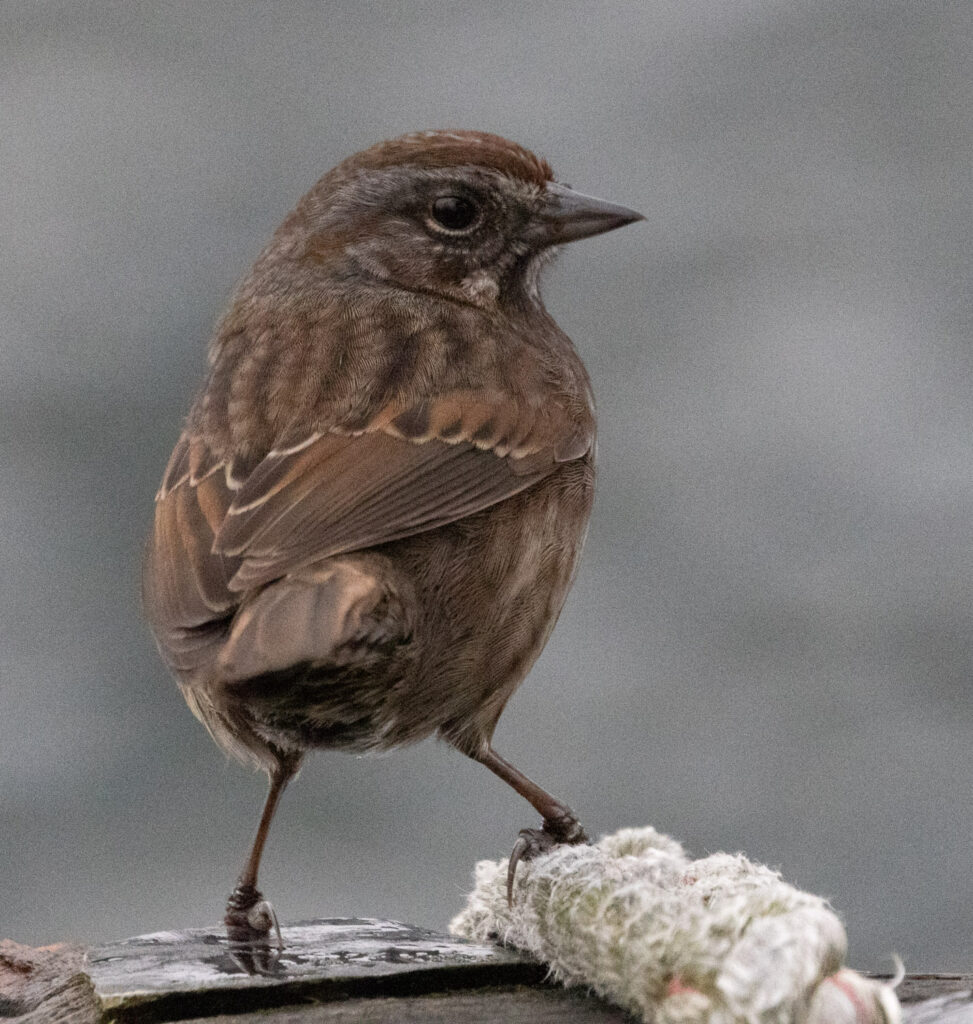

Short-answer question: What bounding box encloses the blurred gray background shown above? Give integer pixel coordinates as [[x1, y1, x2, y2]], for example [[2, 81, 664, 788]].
[[2, 0, 971, 972]]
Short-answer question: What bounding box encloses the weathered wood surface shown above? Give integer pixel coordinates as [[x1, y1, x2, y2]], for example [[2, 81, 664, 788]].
[[2, 922, 972, 1023], [896, 977, 973, 1024], [86, 919, 543, 1022], [0, 940, 96, 1024], [184, 985, 635, 1023]]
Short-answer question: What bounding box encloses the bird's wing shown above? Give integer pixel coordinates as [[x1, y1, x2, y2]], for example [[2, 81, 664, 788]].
[[142, 432, 243, 674], [143, 391, 593, 662], [214, 390, 592, 591]]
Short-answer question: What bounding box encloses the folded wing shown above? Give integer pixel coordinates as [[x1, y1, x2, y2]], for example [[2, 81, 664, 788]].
[[143, 390, 593, 672]]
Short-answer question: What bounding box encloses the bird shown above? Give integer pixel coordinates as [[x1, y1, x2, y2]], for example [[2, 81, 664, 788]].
[[142, 129, 642, 950]]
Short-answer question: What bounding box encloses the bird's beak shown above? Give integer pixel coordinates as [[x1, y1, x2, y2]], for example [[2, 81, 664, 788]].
[[530, 181, 644, 246]]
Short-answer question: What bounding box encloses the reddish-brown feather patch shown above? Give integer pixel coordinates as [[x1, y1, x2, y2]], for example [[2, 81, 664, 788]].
[[334, 130, 554, 187]]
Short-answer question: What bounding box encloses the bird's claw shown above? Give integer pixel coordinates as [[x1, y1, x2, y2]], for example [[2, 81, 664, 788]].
[[246, 899, 284, 949], [506, 817, 589, 905], [506, 834, 533, 904], [224, 883, 285, 974]]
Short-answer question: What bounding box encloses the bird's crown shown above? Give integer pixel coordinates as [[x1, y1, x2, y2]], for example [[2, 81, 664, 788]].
[[330, 129, 555, 187]]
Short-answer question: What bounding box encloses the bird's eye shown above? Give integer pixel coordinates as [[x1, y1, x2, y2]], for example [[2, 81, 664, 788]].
[[429, 195, 481, 233]]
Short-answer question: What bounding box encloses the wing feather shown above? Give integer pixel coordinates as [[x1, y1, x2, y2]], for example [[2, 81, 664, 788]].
[[144, 390, 594, 651], [218, 431, 550, 591]]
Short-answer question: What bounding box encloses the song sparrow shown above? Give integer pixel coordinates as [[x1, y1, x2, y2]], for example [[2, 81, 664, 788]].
[[142, 129, 642, 949]]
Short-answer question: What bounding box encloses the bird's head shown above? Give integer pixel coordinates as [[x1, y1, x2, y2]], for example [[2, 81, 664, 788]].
[[269, 130, 643, 309]]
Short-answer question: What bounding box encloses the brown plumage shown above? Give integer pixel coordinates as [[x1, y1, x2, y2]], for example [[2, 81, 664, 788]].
[[142, 129, 641, 951]]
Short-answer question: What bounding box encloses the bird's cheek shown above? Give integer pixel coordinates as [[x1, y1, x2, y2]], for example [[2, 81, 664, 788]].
[[459, 270, 500, 305]]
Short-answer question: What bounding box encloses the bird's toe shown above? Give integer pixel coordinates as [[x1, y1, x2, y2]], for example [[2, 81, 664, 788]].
[[506, 818, 589, 904], [224, 883, 284, 974]]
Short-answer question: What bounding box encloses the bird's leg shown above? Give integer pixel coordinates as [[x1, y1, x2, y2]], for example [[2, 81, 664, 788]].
[[473, 746, 588, 903], [224, 759, 296, 951]]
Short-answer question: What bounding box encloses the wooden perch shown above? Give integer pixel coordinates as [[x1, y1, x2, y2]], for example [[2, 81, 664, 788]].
[[0, 923, 971, 1023]]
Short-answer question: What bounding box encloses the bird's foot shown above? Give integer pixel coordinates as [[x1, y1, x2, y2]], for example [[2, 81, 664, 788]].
[[224, 883, 284, 974], [506, 814, 588, 905]]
